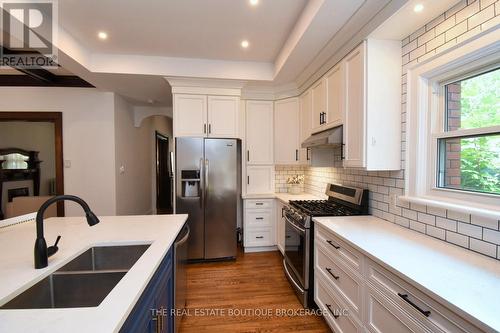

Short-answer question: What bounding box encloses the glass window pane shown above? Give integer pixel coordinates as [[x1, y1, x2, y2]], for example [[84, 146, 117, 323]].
[[445, 68, 500, 131], [438, 134, 500, 195]]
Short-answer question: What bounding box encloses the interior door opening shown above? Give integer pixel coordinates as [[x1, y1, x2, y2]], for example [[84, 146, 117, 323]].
[[156, 131, 173, 214]]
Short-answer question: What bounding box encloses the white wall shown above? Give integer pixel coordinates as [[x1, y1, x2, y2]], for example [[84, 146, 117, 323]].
[[0, 121, 56, 195], [0, 88, 116, 217], [114, 95, 154, 215]]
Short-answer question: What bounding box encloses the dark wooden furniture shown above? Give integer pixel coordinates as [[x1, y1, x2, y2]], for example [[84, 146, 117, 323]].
[[0, 148, 42, 219], [0, 112, 64, 217]]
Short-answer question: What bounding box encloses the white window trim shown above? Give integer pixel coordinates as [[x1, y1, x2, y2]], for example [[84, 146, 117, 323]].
[[403, 28, 500, 220]]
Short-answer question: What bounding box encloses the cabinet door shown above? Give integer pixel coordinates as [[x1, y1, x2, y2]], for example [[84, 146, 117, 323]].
[[311, 78, 327, 133], [325, 63, 344, 127], [299, 90, 312, 164], [344, 44, 366, 168], [246, 165, 274, 194], [245, 101, 274, 165], [366, 285, 428, 333], [174, 94, 207, 137], [275, 200, 285, 254], [274, 98, 300, 165], [207, 96, 239, 138]]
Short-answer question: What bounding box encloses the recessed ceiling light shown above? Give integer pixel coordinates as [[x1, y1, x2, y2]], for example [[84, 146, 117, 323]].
[[241, 40, 249, 49], [249, 0, 259, 6], [414, 3, 424, 13], [98, 31, 108, 40]]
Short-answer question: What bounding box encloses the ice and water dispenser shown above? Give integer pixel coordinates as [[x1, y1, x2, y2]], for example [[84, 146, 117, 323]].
[[181, 170, 201, 198]]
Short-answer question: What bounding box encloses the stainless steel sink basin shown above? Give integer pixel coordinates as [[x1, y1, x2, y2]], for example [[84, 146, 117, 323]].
[[58, 244, 150, 272], [1, 244, 150, 309], [1, 271, 126, 309]]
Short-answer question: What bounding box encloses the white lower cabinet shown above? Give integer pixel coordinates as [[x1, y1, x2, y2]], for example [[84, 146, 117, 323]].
[[243, 199, 275, 251], [365, 285, 427, 333], [315, 273, 364, 333], [314, 224, 483, 333], [275, 200, 286, 254]]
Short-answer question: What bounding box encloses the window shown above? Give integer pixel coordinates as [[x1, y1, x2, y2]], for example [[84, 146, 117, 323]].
[[437, 68, 500, 196], [404, 30, 500, 218]]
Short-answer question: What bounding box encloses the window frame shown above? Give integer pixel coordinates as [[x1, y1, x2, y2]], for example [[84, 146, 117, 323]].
[[432, 67, 500, 197], [403, 30, 500, 220]]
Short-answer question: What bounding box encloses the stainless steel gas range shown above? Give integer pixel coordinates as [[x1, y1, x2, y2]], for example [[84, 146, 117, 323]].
[[282, 183, 368, 308]]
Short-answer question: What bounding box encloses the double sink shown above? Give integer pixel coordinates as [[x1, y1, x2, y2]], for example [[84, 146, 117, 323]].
[[1, 244, 150, 309]]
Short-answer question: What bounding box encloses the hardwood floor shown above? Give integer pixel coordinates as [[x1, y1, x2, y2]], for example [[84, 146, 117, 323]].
[[178, 250, 330, 333]]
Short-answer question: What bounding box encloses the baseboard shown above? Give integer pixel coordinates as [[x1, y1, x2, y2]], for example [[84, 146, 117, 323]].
[[244, 246, 278, 253]]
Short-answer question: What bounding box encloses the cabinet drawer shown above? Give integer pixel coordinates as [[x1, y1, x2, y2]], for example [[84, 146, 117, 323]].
[[315, 224, 363, 273], [245, 199, 274, 210], [244, 227, 274, 247], [315, 244, 363, 318], [245, 209, 273, 228], [366, 284, 430, 333], [315, 274, 364, 333], [366, 259, 482, 333]]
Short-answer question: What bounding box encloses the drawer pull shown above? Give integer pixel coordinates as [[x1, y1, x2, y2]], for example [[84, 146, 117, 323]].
[[325, 267, 339, 280], [256, 236, 264, 239], [255, 202, 264, 206], [325, 304, 339, 319], [255, 217, 264, 220], [326, 240, 340, 250], [397, 293, 431, 317]]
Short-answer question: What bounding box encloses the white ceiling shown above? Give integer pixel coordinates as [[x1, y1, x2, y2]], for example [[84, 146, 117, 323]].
[[370, 0, 462, 39], [59, 0, 307, 62], [5, 0, 459, 106]]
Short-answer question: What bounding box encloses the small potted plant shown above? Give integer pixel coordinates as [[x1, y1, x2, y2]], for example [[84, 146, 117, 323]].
[[287, 174, 304, 195]]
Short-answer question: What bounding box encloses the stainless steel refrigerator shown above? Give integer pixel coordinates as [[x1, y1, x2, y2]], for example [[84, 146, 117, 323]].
[[175, 138, 241, 260]]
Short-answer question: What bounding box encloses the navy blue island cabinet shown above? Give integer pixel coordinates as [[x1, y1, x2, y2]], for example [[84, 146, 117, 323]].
[[120, 249, 174, 333]]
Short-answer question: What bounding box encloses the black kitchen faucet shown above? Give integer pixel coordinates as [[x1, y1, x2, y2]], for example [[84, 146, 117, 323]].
[[34, 195, 100, 269]]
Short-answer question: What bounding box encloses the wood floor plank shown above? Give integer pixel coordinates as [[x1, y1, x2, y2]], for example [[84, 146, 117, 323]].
[[178, 250, 330, 333]]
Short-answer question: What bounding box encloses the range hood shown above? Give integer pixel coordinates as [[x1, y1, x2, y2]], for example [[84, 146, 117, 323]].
[[301, 126, 343, 149]]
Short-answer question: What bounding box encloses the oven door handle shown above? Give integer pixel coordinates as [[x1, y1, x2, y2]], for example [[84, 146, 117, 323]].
[[284, 215, 306, 234], [283, 259, 305, 295]]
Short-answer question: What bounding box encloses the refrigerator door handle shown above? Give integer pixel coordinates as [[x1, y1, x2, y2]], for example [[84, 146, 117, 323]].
[[204, 158, 209, 207], [199, 158, 204, 208]]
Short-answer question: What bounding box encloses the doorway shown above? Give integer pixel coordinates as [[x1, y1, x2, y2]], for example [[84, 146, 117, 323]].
[[155, 131, 173, 214], [0, 112, 64, 218]]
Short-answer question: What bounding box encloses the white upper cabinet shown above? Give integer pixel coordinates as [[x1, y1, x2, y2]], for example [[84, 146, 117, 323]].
[[207, 96, 239, 138], [325, 63, 343, 128], [299, 90, 312, 164], [274, 97, 300, 165], [311, 78, 327, 133], [344, 44, 366, 168], [343, 40, 401, 170], [245, 100, 274, 165], [173, 94, 207, 137], [174, 94, 240, 138]]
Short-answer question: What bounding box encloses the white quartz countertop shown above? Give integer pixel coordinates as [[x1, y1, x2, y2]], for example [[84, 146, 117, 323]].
[[313, 216, 500, 332], [0, 214, 187, 333], [242, 192, 324, 202]]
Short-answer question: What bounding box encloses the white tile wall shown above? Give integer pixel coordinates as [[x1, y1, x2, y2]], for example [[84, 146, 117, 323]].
[[274, 165, 306, 193], [302, 0, 500, 260]]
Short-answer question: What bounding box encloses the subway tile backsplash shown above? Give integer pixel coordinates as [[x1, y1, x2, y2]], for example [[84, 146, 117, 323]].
[[282, 0, 500, 260]]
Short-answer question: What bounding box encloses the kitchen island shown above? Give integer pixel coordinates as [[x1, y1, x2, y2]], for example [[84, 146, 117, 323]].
[[0, 214, 187, 333]]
